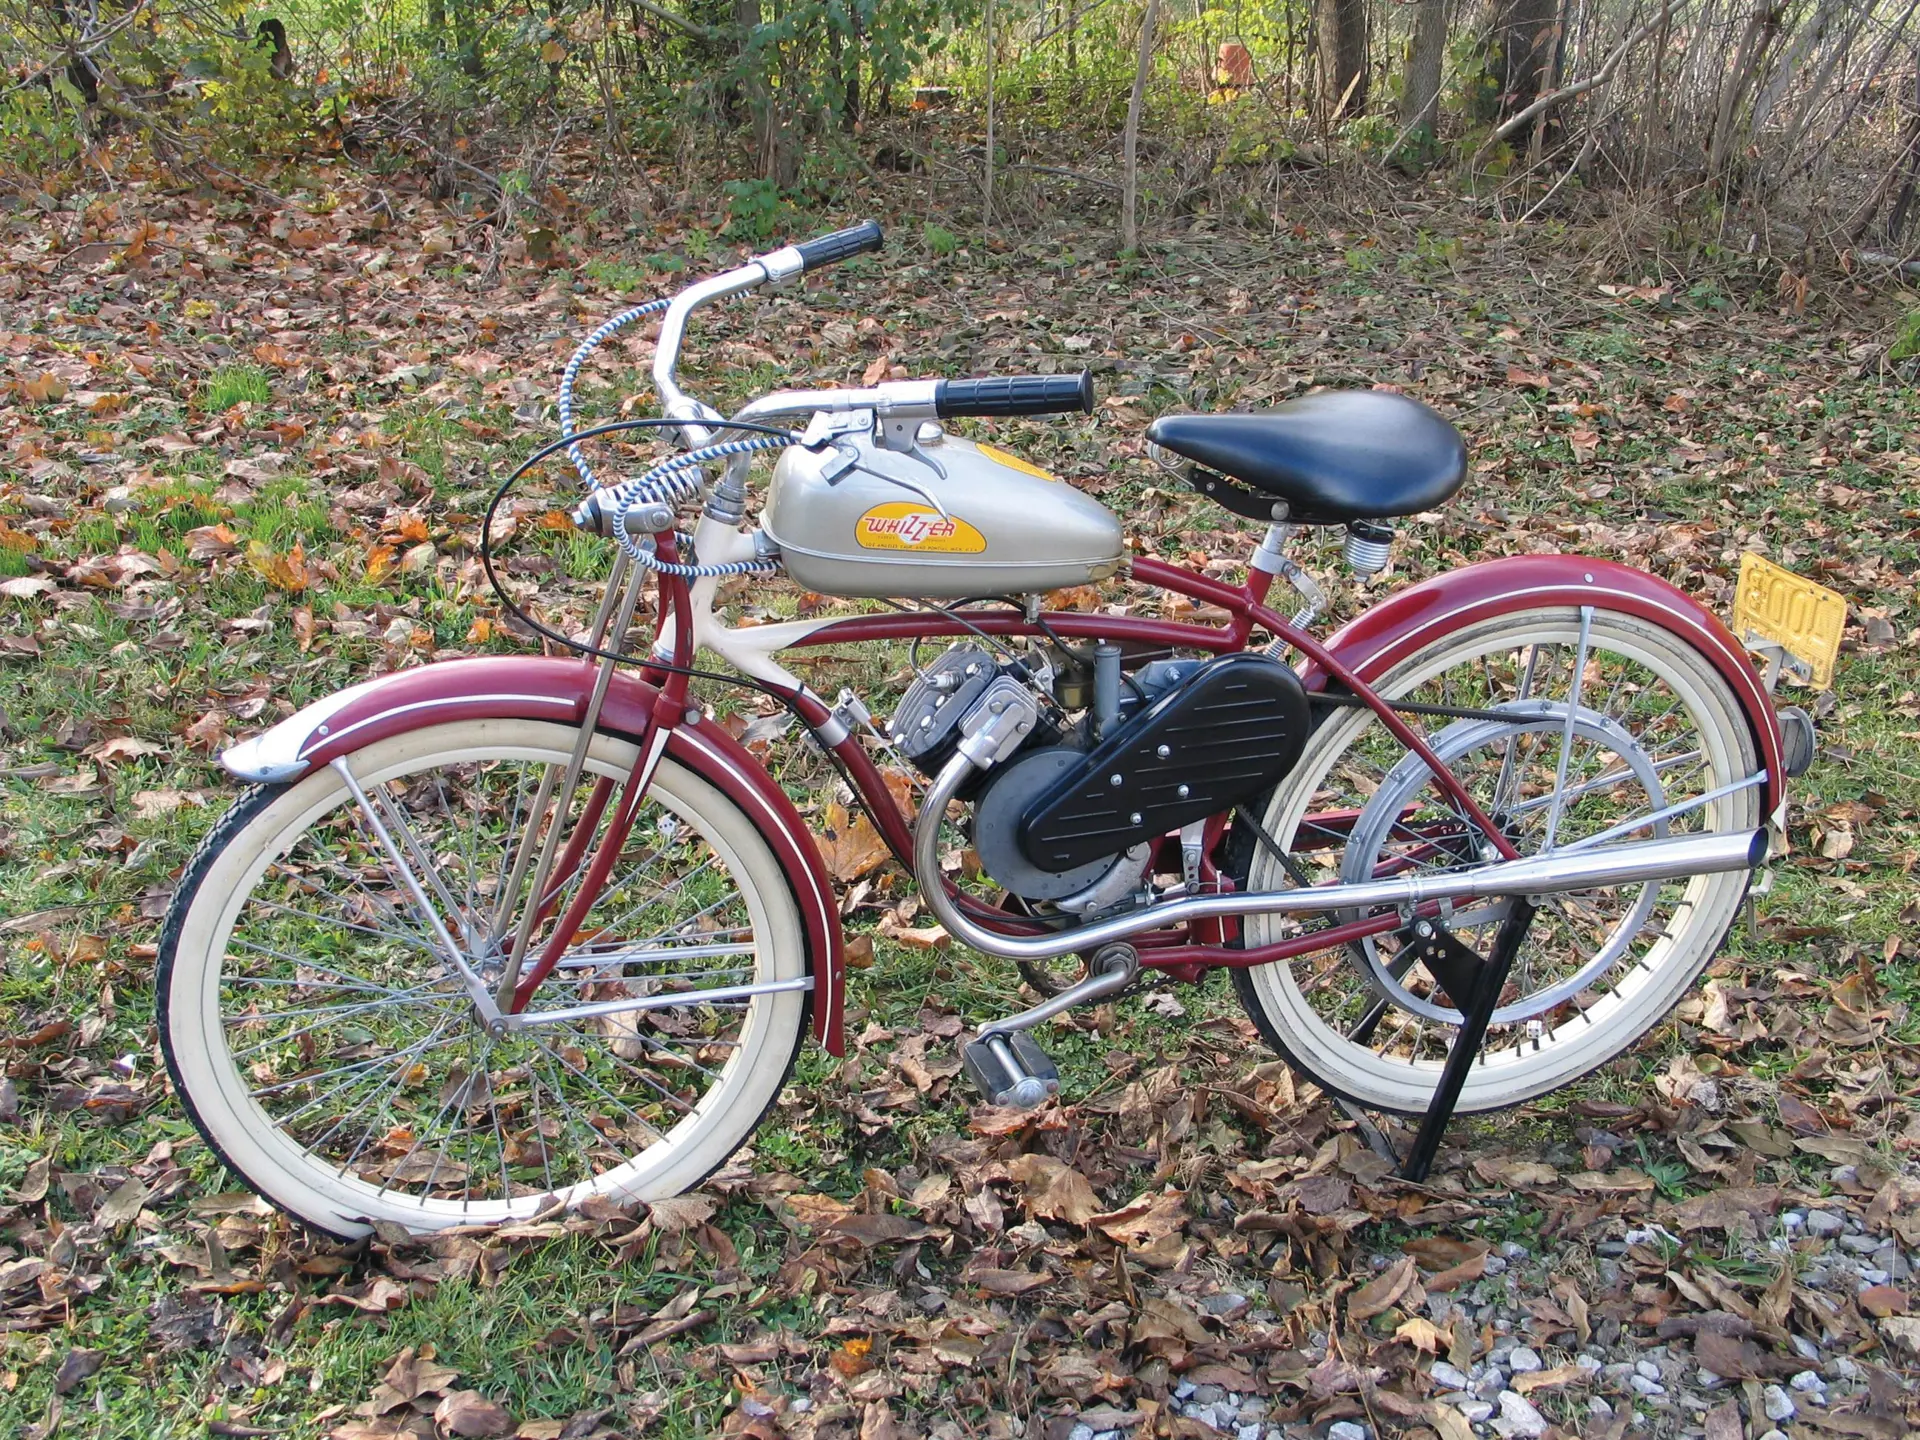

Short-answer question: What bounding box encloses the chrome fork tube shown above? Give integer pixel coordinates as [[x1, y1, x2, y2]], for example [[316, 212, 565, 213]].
[[912, 753, 1765, 964], [492, 552, 649, 1004]]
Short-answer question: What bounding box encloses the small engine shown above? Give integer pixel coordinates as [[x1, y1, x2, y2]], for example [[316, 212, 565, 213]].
[[892, 642, 1310, 913]]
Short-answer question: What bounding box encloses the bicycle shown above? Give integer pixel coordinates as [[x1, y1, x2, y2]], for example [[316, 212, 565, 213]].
[[157, 222, 1813, 1236]]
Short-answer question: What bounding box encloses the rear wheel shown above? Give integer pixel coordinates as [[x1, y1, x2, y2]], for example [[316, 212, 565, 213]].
[[1233, 608, 1761, 1115], [159, 719, 808, 1236]]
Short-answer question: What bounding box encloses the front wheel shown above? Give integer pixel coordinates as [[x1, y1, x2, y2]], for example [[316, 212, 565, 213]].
[[159, 718, 809, 1237], [1233, 607, 1761, 1116]]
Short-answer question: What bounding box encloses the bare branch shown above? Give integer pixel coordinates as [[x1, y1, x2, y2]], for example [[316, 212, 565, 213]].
[[1477, 0, 1684, 159]]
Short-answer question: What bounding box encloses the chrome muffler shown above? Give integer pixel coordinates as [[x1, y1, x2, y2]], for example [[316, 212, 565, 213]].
[[915, 751, 1765, 963]]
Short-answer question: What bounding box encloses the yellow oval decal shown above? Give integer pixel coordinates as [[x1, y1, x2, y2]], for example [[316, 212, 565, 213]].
[[975, 443, 1056, 483], [855, 502, 986, 553]]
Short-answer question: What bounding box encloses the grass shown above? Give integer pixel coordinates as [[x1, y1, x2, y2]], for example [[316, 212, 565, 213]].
[[200, 365, 273, 411], [3, 180, 1918, 1436]]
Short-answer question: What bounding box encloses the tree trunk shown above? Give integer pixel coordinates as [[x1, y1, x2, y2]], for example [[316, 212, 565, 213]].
[[1121, 0, 1161, 251], [452, 0, 485, 77], [1399, 0, 1449, 143], [734, 0, 796, 186], [983, 0, 996, 229], [1490, 0, 1557, 137], [1706, 0, 1782, 183], [1317, 0, 1368, 117], [840, 7, 860, 130]]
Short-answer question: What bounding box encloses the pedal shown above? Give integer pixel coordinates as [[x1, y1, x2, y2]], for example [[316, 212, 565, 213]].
[[962, 1032, 1061, 1110]]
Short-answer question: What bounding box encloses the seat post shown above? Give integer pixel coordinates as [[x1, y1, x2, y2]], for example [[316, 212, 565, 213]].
[[1249, 522, 1326, 641]]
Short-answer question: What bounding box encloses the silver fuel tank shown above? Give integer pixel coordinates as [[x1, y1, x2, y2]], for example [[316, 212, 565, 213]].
[[761, 427, 1125, 600]]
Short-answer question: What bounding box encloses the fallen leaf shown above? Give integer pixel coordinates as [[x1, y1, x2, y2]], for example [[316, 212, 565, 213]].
[[96, 1177, 150, 1228], [53, 1348, 102, 1394], [1394, 1315, 1447, 1352], [1006, 1153, 1100, 1225], [1092, 1188, 1187, 1246], [1348, 1255, 1417, 1321], [646, 1194, 716, 1233], [1858, 1285, 1908, 1318], [19, 371, 68, 402], [246, 539, 310, 593], [86, 734, 166, 765], [434, 1390, 513, 1438], [969, 1267, 1052, 1296], [812, 800, 890, 883]]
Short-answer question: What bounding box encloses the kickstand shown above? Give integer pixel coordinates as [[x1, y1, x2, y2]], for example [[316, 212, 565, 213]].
[[1346, 898, 1539, 1184], [1396, 897, 1537, 1182]]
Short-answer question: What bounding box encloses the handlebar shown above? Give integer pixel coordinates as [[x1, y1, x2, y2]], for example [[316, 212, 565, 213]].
[[652, 221, 887, 443], [934, 371, 1094, 419], [794, 220, 886, 272], [602, 221, 1094, 494]]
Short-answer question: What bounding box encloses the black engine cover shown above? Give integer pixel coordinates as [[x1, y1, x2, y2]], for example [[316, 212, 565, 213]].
[[1018, 653, 1310, 873]]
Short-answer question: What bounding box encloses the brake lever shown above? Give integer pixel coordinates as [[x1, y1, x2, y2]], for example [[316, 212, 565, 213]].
[[798, 412, 951, 519]]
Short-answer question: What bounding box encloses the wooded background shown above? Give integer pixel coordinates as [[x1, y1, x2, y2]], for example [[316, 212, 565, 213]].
[[7, 0, 1920, 277]]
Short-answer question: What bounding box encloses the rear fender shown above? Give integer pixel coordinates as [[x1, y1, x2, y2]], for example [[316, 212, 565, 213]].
[[1307, 555, 1788, 826], [221, 657, 846, 1054]]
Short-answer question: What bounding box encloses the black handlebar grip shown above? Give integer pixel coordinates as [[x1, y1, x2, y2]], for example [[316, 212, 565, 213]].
[[932, 371, 1095, 419], [793, 221, 885, 271]]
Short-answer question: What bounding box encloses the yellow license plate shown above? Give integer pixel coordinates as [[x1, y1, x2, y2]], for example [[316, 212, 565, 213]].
[[1732, 552, 1846, 690]]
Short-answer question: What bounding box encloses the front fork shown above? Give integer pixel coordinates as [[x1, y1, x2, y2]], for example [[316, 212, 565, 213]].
[[490, 538, 696, 1015]]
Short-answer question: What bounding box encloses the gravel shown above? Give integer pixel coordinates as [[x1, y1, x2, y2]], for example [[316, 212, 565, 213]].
[[1763, 1385, 1798, 1422], [1494, 1390, 1548, 1438], [1077, 1212, 1920, 1440]]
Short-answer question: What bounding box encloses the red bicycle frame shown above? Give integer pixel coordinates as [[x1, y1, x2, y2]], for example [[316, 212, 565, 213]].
[[487, 542, 1787, 1015]]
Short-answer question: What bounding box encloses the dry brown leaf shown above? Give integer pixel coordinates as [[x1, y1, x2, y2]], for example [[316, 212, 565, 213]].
[[246, 539, 309, 593], [1394, 1315, 1447, 1352], [1091, 1188, 1186, 1246], [434, 1390, 513, 1438], [133, 789, 207, 820], [646, 1193, 717, 1233], [19, 372, 68, 403], [812, 800, 890, 884], [1857, 1284, 1908, 1317], [1511, 1363, 1587, 1394], [968, 1267, 1052, 1295], [185, 524, 240, 561], [1348, 1255, 1417, 1321], [85, 735, 166, 765], [1006, 1153, 1100, 1225]]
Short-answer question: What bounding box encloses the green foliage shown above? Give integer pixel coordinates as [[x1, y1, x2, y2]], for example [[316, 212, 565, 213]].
[[201, 364, 272, 410], [0, 86, 86, 172], [581, 257, 653, 294], [922, 221, 958, 256], [722, 178, 785, 243], [1890, 309, 1920, 363]]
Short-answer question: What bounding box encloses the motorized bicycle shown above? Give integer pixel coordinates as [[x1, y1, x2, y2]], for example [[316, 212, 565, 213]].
[[157, 222, 1815, 1237]]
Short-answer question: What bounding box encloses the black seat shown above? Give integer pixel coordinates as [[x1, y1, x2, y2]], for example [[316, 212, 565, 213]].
[[1146, 391, 1467, 525]]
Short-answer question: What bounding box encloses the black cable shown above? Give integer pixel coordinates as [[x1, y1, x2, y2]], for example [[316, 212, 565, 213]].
[[480, 416, 803, 699]]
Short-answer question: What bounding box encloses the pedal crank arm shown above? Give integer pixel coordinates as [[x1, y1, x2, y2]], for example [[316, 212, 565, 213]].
[[978, 942, 1139, 1042]]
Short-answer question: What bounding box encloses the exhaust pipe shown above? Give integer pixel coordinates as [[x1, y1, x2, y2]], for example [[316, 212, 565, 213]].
[[916, 753, 1765, 964]]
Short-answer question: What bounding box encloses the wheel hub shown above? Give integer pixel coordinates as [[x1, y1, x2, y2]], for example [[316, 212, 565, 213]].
[[1341, 700, 1668, 1025]]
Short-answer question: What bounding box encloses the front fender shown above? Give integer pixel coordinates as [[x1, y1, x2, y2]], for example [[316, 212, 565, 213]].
[[1307, 555, 1787, 825], [222, 657, 846, 1055]]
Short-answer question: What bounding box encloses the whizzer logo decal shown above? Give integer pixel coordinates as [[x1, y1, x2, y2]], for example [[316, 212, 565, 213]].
[[854, 502, 987, 553]]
